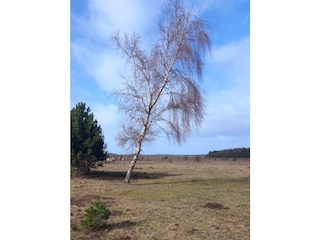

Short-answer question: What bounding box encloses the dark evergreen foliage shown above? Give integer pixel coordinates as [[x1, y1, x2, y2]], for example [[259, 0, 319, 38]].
[[71, 102, 107, 175], [207, 148, 250, 159], [81, 197, 111, 230]]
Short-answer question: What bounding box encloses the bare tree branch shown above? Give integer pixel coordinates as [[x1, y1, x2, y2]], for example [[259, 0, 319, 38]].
[[111, 0, 211, 183]]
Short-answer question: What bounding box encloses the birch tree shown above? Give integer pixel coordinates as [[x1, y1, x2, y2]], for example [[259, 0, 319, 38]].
[[112, 0, 211, 183]]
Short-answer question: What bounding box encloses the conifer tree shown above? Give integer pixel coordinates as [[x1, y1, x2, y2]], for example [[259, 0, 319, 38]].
[[71, 102, 107, 175]]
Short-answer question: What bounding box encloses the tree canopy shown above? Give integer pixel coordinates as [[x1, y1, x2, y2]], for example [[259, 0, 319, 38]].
[[71, 102, 107, 175], [207, 148, 250, 159], [112, 0, 211, 183]]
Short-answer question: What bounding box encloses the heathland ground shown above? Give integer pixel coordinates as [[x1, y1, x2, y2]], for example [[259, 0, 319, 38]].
[[71, 155, 250, 240]]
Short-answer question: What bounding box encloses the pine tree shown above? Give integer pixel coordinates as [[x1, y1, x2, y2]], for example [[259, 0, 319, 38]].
[[71, 102, 107, 175]]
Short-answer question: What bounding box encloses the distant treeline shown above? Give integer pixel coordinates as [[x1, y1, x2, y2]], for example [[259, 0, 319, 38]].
[[207, 148, 250, 158]]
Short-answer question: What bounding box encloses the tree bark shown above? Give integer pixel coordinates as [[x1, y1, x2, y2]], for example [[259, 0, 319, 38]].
[[124, 145, 141, 183], [124, 150, 140, 183], [124, 99, 151, 183]]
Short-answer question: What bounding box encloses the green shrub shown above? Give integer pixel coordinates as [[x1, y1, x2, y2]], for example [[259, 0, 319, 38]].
[[81, 197, 110, 230]]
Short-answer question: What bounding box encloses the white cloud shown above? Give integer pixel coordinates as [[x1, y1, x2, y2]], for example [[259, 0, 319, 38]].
[[71, 39, 127, 92], [200, 36, 250, 139], [210, 36, 250, 86], [200, 99, 250, 137], [89, 0, 162, 36], [93, 103, 119, 126], [92, 103, 123, 153], [78, 0, 166, 44], [91, 52, 128, 92], [71, 0, 168, 94]]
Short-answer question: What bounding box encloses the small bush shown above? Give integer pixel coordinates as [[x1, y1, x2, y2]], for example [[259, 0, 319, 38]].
[[81, 197, 110, 230]]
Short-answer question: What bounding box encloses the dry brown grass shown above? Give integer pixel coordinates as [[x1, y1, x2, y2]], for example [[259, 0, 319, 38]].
[[71, 156, 250, 240]]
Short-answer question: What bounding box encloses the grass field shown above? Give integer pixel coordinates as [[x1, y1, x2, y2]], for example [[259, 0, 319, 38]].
[[71, 156, 250, 240]]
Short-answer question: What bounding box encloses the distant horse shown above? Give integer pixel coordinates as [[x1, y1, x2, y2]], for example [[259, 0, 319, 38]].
[[106, 157, 115, 164]]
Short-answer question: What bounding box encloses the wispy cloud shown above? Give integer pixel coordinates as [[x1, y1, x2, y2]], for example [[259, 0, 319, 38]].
[[211, 36, 250, 85], [200, 36, 250, 140], [88, 0, 164, 38], [72, 0, 165, 43], [71, 0, 167, 94], [92, 103, 122, 152], [93, 103, 119, 126]]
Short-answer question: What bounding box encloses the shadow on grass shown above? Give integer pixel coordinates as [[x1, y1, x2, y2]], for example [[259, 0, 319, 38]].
[[108, 220, 140, 230], [84, 170, 183, 181], [189, 176, 250, 184], [80, 220, 140, 238], [135, 176, 250, 186]]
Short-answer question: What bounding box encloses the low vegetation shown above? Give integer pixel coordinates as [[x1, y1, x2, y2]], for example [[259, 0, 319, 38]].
[[81, 196, 111, 230], [71, 156, 250, 240]]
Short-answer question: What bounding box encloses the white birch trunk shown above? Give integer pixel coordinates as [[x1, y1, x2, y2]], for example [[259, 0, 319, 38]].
[[124, 143, 142, 183]]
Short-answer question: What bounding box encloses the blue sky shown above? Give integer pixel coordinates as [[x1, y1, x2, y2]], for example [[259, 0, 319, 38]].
[[70, 0, 250, 155]]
